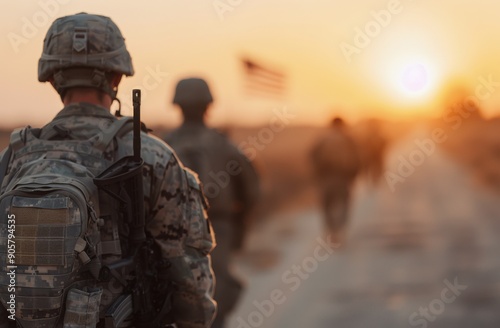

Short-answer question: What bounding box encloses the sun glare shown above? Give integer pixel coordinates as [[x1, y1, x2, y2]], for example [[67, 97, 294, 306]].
[[396, 61, 437, 99], [369, 46, 443, 113], [368, 55, 445, 118], [380, 57, 442, 107], [401, 64, 428, 93]]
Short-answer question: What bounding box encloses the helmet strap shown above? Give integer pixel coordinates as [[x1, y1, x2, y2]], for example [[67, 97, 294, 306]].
[[113, 96, 122, 117]]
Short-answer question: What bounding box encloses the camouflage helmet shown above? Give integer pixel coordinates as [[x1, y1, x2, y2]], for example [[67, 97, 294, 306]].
[[38, 12, 134, 98], [173, 78, 213, 107]]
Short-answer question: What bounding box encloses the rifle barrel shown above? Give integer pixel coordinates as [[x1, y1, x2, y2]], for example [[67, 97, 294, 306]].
[[132, 89, 141, 162]]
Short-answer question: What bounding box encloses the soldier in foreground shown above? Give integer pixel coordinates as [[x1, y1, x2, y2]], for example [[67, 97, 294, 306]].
[[310, 117, 360, 245], [0, 13, 216, 327], [164, 78, 260, 328]]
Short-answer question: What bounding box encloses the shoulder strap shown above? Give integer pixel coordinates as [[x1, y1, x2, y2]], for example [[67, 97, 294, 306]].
[[94, 117, 134, 152], [39, 117, 134, 153], [39, 121, 69, 140], [0, 127, 31, 189], [9, 127, 29, 152], [0, 146, 12, 190]]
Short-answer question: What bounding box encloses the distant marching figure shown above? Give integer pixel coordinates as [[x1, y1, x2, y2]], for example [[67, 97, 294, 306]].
[[356, 119, 387, 186], [310, 117, 360, 244], [164, 78, 260, 328]]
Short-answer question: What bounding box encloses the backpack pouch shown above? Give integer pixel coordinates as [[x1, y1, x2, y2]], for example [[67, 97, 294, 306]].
[[63, 287, 102, 328]]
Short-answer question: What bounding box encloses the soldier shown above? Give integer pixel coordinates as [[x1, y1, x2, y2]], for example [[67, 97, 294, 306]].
[[310, 117, 360, 245], [164, 78, 260, 328], [355, 119, 387, 185], [0, 13, 216, 327]]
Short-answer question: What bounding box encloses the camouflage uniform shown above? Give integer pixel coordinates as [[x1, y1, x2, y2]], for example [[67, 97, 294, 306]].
[[1, 13, 216, 327], [165, 122, 259, 242], [0, 104, 216, 328], [165, 78, 259, 328], [311, 119, 360, 241]]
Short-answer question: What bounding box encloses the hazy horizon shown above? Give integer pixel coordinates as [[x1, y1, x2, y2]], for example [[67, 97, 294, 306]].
[[3, 1, 500, 128]]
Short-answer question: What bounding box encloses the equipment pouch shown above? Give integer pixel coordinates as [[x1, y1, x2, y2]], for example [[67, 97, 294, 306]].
[[63, 287, 103, 328]]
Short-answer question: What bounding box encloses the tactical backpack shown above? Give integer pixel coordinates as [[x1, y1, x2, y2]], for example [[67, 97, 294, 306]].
[[0, 91, 170, 328], [0, 112, 138, 327]]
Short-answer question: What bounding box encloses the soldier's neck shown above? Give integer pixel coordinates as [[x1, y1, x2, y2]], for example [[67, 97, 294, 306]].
[[63, 89, 112, 110]]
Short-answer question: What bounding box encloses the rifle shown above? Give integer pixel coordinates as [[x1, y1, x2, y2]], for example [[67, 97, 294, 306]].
[[94, 90, 173, 328]]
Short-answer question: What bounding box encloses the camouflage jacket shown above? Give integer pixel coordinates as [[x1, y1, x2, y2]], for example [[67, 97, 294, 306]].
[[0, 103, 216, 328], [164, 122, 259, 219], [164, 122, 259, 251]]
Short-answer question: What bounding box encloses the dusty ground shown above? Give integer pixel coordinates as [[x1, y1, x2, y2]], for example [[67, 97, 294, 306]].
[[227, 127, 500, 328]]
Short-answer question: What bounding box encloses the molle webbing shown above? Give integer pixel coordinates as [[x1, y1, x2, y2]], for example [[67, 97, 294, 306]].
[[9, 196, 79, 267]]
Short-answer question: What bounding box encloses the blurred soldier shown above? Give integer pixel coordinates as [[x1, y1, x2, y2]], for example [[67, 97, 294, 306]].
[[165, 78, 260, 328], [0, 13, 215, 327], [311, 117, 360, 244], [355, 119, 387, 185]]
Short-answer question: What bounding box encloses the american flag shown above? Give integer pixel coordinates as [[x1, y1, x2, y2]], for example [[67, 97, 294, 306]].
[[241, 57, 286, 97]]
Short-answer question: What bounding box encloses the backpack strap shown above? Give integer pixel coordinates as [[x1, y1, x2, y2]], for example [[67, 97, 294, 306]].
[[9, 127, 29, 152], [0, 146, 12, 190], [94, 117, 134, 152], [38, 117, 134, 153], [0, 127, 31, 189], [39, 121, 70, 140]]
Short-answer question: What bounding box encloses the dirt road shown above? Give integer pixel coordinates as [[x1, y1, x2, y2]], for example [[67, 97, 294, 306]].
[[226, 129, 500, 328]]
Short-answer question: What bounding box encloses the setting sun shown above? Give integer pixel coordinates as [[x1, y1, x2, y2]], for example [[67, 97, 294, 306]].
[[396, 61, 441, 104], [401, 63, 428, 93], [368, 54, 442, 115]]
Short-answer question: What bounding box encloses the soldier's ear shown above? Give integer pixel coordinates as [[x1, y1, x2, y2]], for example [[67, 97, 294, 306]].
[[111, 74, 123, 88]]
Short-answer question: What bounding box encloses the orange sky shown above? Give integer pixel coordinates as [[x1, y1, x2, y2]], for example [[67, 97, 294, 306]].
[[2, 1, 500, 128]]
